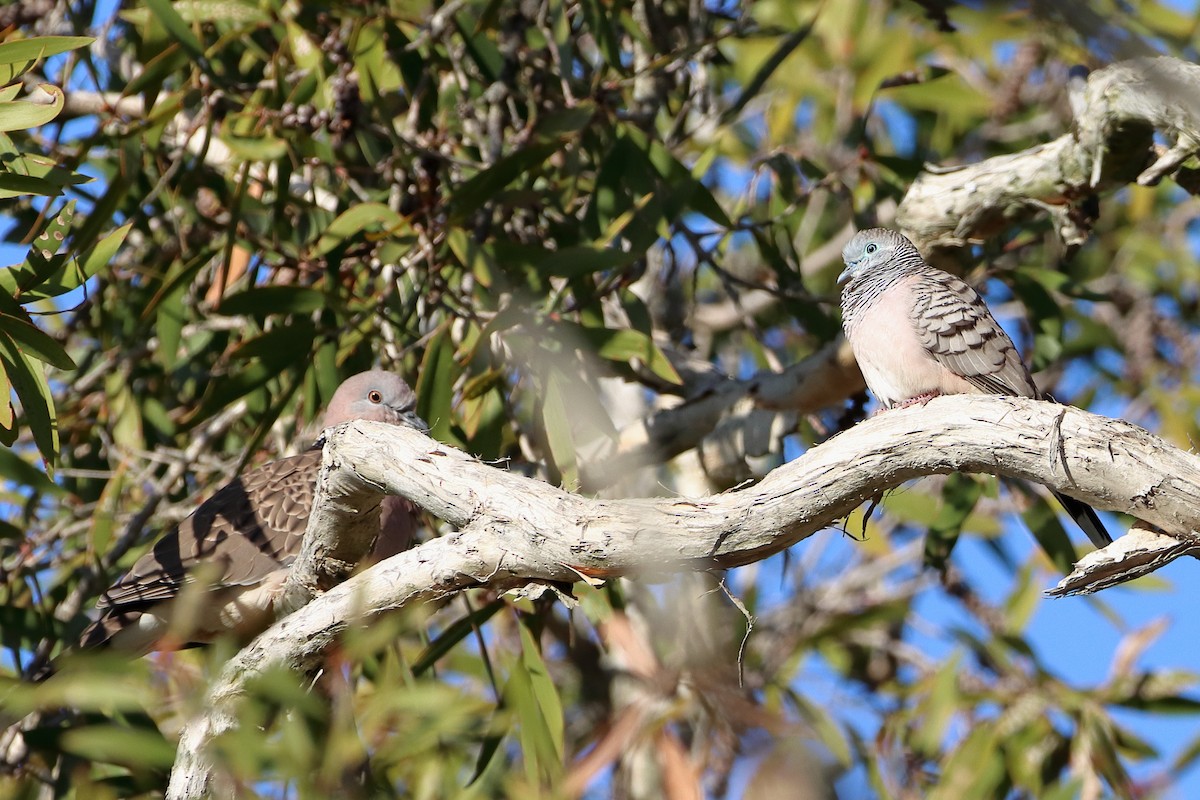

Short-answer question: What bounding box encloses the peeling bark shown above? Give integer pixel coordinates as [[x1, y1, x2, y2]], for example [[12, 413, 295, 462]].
[[167, 395, 1200, 797], [897, 56, 1200, 249]]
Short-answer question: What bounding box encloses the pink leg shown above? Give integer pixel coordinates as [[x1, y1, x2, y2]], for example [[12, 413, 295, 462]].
[[882, 391, 944, 412]]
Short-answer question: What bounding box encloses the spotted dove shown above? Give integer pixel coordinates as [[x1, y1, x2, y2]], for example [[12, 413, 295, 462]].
[[839, 228, 1112, 549], [77, 370, 427, 656]]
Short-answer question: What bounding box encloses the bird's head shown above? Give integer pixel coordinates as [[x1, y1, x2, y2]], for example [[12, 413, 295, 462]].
[[324, 370, 429, 432], [838, 228, 918, 286]]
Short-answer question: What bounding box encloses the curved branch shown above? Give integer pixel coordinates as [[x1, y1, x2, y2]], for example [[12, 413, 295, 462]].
[[897, 56, 1200, 248], [166, 394, 1200, 798], [580, 339, 864, 490]]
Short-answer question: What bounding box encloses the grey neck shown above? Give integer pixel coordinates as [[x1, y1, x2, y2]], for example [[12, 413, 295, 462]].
[[840, 251, 927, 334]]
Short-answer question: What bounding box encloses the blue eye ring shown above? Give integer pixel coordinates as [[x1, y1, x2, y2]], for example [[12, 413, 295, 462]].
[[865, 243, 878, 255]]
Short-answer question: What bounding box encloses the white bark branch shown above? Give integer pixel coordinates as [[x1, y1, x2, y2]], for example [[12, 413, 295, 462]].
[[22, 84, 148, 119], [897, 56, 1200, 249], [167, 394, 1200, 797], [580, 339, 865, 490], [273, 430, 388, 617]]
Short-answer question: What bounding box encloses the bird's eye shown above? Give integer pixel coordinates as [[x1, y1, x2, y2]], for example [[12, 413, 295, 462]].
[[368, 390, 383, 404], [865, 243, 878, 254]]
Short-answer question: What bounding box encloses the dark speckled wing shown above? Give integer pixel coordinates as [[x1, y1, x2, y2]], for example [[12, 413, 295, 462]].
[[910, 270, 1039, 399], [95, 449, 323, 611], [910, 270, 1111, 547]]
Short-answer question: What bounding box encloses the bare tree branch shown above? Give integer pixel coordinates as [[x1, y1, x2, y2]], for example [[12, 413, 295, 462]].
[[168, 394, 1200, 796], [580, 340, 864, 490], [20, 83, 148, 119], [897, 56, 1200, 248], [273, 433, 387, 617]]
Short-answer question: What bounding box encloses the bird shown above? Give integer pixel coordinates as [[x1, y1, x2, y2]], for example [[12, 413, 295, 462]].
[[73, 369, 427, 658], [838, 227, 1112, 549]]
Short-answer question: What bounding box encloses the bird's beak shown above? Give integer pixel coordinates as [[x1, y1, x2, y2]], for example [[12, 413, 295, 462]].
[[402, 409, 430, 434], [837, 266, 853, 286]]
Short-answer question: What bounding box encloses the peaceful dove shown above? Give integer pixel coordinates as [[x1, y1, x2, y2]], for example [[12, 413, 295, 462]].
[[75, 370, 427, 657], [838, 228, 1112, 549]]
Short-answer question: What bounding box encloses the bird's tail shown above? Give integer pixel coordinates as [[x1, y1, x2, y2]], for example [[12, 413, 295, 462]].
[[1052, 491, 1113, 549]]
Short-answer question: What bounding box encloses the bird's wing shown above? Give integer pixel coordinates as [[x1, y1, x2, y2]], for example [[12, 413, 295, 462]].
[[96, 449, 323, 611], [910, 271, 1040, 398]]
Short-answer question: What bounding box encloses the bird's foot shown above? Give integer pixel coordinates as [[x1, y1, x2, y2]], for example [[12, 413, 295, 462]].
[[889, 391, 943, 411]]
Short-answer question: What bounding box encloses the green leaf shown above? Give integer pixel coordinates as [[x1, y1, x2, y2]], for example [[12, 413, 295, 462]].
[[449, 144, 560, 223], [1170, 729, 1200, 777], [88, 466, 125, 555], [1002, 563, 1040, 634], [74, 222, 132, 288], [453, 17, 503, 82], [446, 228, 502, 289], [788, 692, 853, 766], [0, 295, 75, 370], [186, 321, 316, 425], [0, 36, 93, 84], [411, 599, 505, 676], [1012, 481, 1078, 574], [0, 85, 65, 133], [542, 372, 578, 489], [143, 0, 210, 66], [121, 1, 268, 26], [534, 103, 597, 141], [352, 18, 403, 99], [883, 70, 991, 117], [1039, 779, 1085, 800], [0, 332, 58, 466], [924, 473, 984, 570], [415, 325, 460, 444], [520, 621, 563, 760], [577, 0, 625, 73], [121, 43, 192, 99], [218, 286, 328, 317], [937, 725, 1007, 799], [504, 621, 564, 785], [140, 247, 211, 320], [313, 203, 405, 256], [284, 20, 323, 72], [912, 654, 961, 755], [579, 325, 682, 385], [467, 720, 508, 788], [149, 252, 208, 368], [0, 163, 91, 199], [0, 36, 94, 66], [61, 725, 176, 770], [0, 446, 61, 496], [1118, 693, 1200, 714], [0, 201, 77, 299], [219, 131, 288, 161], [721, 22, 813, 125], [0, 363, 13, 433], [589, 132, 689, 249], [458, 382, 506, 458], [0, 605, 51, 663], [104, 371, 144, 451], [228, 320, 317, 364], [533, 244, 641, 280], [1011, 268, 1065, 371]]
